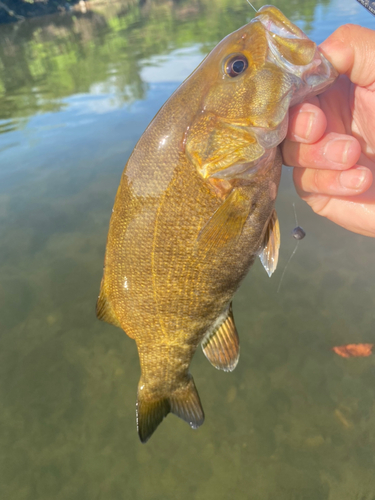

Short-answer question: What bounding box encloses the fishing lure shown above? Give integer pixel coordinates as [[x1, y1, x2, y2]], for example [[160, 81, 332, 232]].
[[277, 203, 306, 293]]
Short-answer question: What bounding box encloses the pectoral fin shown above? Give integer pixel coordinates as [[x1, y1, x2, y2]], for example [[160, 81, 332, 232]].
[[186, 113, 264, 179], [259, 209, 280, 277], [197, 189, 251, 253], [201, 304, 240, 372]]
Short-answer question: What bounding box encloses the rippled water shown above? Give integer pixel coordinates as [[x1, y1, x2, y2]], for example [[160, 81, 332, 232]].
[[1, 1, 375, 499]]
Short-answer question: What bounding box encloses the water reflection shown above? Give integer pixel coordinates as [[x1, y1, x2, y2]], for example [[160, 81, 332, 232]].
[[1, 1, 375, 499], [0, 0, 335, 133]]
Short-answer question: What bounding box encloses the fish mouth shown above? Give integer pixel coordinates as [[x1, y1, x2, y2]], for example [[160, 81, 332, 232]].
[[187, 6, 338, 185], [256, 7, 338, 105]]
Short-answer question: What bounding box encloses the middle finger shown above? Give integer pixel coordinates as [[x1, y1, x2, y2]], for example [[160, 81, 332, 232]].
[[282, 132, 361, 170]]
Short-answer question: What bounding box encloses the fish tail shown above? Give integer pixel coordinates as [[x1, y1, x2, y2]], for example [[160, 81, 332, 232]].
[[136, 374, 205, 443], [136, 392, 170, 444], [169, 374, 205, 429]]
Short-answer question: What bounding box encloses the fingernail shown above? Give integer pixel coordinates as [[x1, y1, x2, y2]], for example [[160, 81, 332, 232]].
[[293, 111, 315, 141], [339, 167, 367, 189], [319, 39, 353, 75], [324, 139, 352, 164]]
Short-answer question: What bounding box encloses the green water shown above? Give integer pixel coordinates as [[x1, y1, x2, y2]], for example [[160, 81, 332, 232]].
[[1, 1, 375, 498]]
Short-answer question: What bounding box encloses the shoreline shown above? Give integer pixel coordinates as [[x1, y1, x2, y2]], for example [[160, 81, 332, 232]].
[[0, 0, 116, 24]]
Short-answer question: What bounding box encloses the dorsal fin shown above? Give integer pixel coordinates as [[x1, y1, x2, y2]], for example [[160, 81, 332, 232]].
[[201, 304, 240, 372], [259, 209, 280, 277], [96, 286, 122, 328]]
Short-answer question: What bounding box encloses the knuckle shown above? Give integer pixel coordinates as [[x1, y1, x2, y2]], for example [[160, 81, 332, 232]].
[[281, 141, 297, 166], [311, 168, 322, 193], [303, 194, 332, 215], [300, 145, 320, 169]]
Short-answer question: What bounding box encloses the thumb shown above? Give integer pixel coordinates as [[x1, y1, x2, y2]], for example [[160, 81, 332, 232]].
[[319, 24, 375, 88]]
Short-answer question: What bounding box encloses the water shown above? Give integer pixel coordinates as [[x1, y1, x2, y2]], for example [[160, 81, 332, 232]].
[[1, 1, 375, 499]]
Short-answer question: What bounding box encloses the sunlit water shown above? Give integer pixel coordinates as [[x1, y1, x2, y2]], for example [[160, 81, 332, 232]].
[[1, 1, 375, 499]]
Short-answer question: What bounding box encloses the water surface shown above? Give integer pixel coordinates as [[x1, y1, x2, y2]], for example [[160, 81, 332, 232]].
[[1, 1, 375, 499]]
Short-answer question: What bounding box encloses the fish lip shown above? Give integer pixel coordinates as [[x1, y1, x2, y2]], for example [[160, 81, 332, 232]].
[[258, 19, 301, 40], [256, 8, 338, 101], [264, 30, 337, 82], [256, 7, 306, 40]]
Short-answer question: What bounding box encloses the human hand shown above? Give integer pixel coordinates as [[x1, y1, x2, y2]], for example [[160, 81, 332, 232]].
[[281, 24, 375, 237]]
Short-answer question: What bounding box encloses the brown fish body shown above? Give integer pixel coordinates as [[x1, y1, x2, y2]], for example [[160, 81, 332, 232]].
[[97, 6, 338, 442]]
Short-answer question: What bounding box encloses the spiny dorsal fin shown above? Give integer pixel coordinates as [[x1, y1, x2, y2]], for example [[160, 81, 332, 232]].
[[136, 375, 204, 443], [198, 188, 251, 253], [96, 287, 122, 328], [201, 304, 240, 372], [259, 209, 280, 277]]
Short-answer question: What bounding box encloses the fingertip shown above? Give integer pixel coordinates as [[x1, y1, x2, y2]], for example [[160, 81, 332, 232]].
[[319, 32, 353, 74], [293, 165, 373, 198], [353, 166, 373, 191], [287, 103, 327, 144], [339, 167, 371, 192], [323, 136, 362, 166], [320, 25, 375, 87], [283, 132, 361, 170]]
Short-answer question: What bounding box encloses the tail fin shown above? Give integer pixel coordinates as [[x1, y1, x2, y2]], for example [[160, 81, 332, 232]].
[[136, 375, 205, 443]]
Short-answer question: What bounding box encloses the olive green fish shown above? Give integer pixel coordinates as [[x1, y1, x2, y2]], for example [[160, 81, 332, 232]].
[[97, 6, 337, 442]]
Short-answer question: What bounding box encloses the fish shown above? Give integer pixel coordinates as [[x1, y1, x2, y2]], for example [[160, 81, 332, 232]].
[[97, 6, 338, 443]]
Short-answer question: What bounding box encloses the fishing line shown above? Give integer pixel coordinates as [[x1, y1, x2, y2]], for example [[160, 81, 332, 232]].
[[245, 0, 258, 13], [276, 203, 306, 293]]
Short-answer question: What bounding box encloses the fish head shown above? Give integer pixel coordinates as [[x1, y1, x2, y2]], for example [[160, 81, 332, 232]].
[[185, 6, 338, 181]]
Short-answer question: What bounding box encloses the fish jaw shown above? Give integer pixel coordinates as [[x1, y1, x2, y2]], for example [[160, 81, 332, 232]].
[[255, 5, 338, 105]]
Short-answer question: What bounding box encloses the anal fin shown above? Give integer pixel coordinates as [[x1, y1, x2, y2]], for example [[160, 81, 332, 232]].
[[201, 304, 240, 372], [259, 209, 280, 277]]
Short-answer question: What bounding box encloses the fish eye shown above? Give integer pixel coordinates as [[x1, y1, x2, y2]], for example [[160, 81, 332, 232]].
[[225, 55, 248, 77]]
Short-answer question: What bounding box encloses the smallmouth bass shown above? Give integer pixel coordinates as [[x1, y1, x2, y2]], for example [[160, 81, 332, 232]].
[[97, 6, 337, 442]]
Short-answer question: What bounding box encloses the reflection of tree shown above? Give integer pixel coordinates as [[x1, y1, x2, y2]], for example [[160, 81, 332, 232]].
[[0, 7, 147, 128], [0, 0, 329, 132]]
